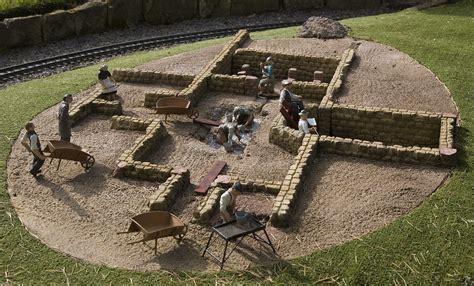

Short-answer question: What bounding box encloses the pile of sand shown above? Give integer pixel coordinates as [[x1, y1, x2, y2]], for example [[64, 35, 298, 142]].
[[299, 16, 349, 39]]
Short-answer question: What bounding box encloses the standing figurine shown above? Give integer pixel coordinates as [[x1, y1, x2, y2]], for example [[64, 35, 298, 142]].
[[58, 94, 73, 142], [21, 122, 47, 178], [98, 65, 118, 100], [258, 57, 275, 97]]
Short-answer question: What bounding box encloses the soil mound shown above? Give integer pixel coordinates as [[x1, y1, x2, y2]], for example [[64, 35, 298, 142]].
[[299, 16, 349, 39]]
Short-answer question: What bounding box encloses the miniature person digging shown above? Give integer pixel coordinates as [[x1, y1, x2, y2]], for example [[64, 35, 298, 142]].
[[21, 122, 47, 179], [298, 110, 318, 135], [232, 106, 254, 131], [58, 94, 73, 142], [219, 182, 244, 222]]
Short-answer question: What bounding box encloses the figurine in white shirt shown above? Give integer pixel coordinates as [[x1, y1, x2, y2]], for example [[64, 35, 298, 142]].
[[298, 110, 318, 135]]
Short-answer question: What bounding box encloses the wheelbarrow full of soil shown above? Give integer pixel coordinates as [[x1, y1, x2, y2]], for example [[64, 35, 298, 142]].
[[155, 97, 199, 122], [119, 211, 188, 255], [43, 140, 95, 171]]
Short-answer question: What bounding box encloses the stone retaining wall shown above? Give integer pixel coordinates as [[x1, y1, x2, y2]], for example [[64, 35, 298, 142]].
[[149, 169, 191, 211], [0, 0, 430, 51], [91, 99, 123, 115], [208, 74, 258, 96], [290, 81, 328, 102], [439, 115, 456, 149], [112, 68, 194, 86], [231, 48, 340, 82], [318, 135, 443, 165], [271, 134, 319, 226], [111, 115, 154, 131]]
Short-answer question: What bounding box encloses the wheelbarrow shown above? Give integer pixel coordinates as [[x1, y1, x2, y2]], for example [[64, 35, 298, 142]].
[[118, 211, 188, 255], [43, 140, 95, 171], [155, 97, 199, 122]]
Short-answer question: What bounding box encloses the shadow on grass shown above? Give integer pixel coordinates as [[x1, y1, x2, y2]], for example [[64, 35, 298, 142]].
[[455, 126, 470, 170]]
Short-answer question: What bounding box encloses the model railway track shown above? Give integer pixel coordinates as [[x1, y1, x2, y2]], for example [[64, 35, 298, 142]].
[[0, 21, 302, 85]]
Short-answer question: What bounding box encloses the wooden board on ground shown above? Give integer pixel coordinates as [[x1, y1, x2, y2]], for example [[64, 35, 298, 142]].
[[194, 161, 227, 194], [193, 118, 222, 127]]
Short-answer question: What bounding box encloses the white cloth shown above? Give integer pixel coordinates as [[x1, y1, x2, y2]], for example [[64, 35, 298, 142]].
[[99, 78, 117, 93], [22, 133, 39, 150], [219, 189, 234, 213], [299, 119, 310, 134]]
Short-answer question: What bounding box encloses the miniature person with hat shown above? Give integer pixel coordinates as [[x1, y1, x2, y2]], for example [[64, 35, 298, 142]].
[[258, 56, 275, 97], [21, 122, 47, 178], [216, 113, 243, 152], [280, 79, 305, 111], [298, 110, 318, 135], [58, 94, 73, 142], [98, 65, 118, 100], [219, 182, 244, 222]]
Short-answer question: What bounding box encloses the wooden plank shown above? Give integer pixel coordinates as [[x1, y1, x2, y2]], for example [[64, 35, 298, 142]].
[[193, 118, 222, 127], [194, 161, 227, 194]]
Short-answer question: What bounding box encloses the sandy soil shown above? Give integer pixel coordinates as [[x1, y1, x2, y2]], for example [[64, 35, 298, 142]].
[[337, 40, 458, 114], [7, 38, 455, 272], [137, 44, 225, 75], [149, 93, 293, 183], [244, 37, 355, 59]]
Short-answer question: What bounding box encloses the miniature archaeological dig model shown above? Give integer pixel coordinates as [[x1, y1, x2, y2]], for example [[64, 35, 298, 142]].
[[8, 29, 459, 271]]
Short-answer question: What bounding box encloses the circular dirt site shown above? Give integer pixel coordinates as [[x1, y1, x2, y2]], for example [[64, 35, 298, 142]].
[[8, 36, 455, 272]]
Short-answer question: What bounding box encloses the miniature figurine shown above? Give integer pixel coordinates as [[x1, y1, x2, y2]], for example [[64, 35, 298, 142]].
[[232, 106, 254, 132], [280, 79, 305, 111], [258, 56, 275, 97], [58, 94, 73, 142], [298, 110, 318, 135], [219, 182, 243, 222], [216, 113, 241, 152], [98, 65, 118, 100], [21, 122, 47, 178]]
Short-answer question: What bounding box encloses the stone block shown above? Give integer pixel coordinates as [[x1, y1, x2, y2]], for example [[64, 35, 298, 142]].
[[108, 0, 143, 29], [199, 0, 231, 18], [3, 15, 42, 48], [284, 0, 324, 11], [230, 0, 279, 16], [144, 0, 198, 24], [42, 10, 75, 42], [72, 2, 108, 36]]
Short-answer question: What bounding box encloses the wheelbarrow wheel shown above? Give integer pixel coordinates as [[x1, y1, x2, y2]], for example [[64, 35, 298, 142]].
[[188, 108, 199, 119], [173, 224, 187, 243], [81, 155, 95, 171]]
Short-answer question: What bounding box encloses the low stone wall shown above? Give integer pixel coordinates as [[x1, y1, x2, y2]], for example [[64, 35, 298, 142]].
[[271, 134, 319, 226], [178, 29, 250, 105], [69, 88, 122, 126], [330, 104, 441, 148], [318, 135, 444, 165], [144, 89, 179, 108], [231, 48, 340, 82], [113, 68, 194, 86], [149, 169, 191, 211], [325, 48, 355, 102], [111, 115, 154, 131], [439, 114, 456, 149], [290, 81, 328, 102], [208, 74, 258, 96], [115, 118, 173, 181], [269, 115, 305, 154], [91, 99, 123, 115], [192, 186, 225, 223]]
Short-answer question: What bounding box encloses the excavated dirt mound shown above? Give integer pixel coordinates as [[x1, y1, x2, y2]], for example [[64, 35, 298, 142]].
[[299, 16, 349, 39], [7, 37, 455, 272]]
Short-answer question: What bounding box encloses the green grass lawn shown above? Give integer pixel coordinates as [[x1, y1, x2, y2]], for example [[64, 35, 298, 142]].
[[1, 1, 473, 284]]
